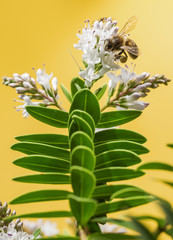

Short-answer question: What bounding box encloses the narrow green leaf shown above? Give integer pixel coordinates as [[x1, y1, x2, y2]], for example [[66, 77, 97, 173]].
[[71, 166, 96, 197], [13, 155, 70, 173], [157, 198, 173, 225], [38, 237, 79, 240], [94, 129, 146, 145], [138, 162, 173, 171], [96, 150, 141, 169], [95, 196, 155, 215], [60, 83, 72, 103], [3, 211, 72, 220], [11, 142, 70, 160], [69, 194, 97, 225], [130, 217, 156, 240], [69, 109, 95, 134], [71, 146, 95, 171], [70, 131, 94, 151], [71, 77, 85, 97], [94, 84, 107, 101], [10, 190, 70, 204], [33, 228, 41, 240], [93, 185, 146, 200], [95, 141, 149, 156], [98, 110, 142, 128], [94, 167, 145, 184], [26, 106, 68, 128], [110, 187, 148, 200], [162, 180, 173, 187], [167, 144, 173, 148], [13, 173, 70, 184], [134, 216, 166, 228], [15, 133, 69, 149], [69, 116, 93, 139], [88, 233, 141, 240], [70, 89, 100, 125]]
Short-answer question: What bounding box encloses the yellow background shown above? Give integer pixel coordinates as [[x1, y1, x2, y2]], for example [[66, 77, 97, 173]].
[[0, 0, 173, 239]]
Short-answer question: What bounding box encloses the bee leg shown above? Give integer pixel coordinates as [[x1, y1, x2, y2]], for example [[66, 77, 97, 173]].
[[120, 51, 128, 63], [114, 50, 124, 61]]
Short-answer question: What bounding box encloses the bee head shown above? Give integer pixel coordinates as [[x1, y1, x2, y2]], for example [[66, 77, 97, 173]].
[[104, 39, 114, 52]]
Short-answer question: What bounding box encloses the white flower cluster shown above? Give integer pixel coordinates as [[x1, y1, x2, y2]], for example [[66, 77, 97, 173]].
[[3, 66, 60, 117], [0, 223, 34, 240], [74, 18, 120, 87], [105, 66, 170, 111], [23, 219, 59, 237]]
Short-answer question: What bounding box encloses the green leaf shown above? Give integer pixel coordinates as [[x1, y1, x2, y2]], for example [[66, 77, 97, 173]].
[[88, 233, 141, 240], [69, 117, 93, 139], [3, 211, 72, 220], [11, 142, 70, 160], [157, 198, 173, 225], [13, 155, 70, 173], [162, 180, 173, 187], [95, 141, 149, 156], [94, 129, 146, 145], [71, 166, 96, 197], [70, 131, 94, 151], [130, 217, 156, 240], [94, 84, 107, 101], [26, 106, 68, 128], [134, 216, 166, 228], [15, 133, 69, 149], [70, 89, 100, 125], [167, 143, 173, 148], [69, 109, 95, 134], [94, 167, 145, 184], [38, 237, 79, 240], [71, 77, 85, 97], [92, 185, 146, 200], [60, 83, 72, 103], [33, 228, 41, 240], [10, 190, 70, 204], [95, 196, 155, 215], [98, 110, 142, 128], [13, 173, 70, 184], [95, 150, 141, 169], [69, 194, 97, 225], [138, 162, 173, 171], [110, 187, 148, 200], [71, 146, 95, 171]]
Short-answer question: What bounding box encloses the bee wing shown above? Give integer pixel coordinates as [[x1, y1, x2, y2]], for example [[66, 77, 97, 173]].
[[119, 16, 137, 36], [125, 45, 142, 56]]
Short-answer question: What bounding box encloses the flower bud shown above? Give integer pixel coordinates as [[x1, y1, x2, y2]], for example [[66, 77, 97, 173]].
[[133, 83, 151, 92], [52, 77, 58, 91]]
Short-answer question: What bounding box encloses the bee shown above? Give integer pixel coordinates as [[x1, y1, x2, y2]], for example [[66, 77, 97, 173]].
[[104, 16, 140, 63]]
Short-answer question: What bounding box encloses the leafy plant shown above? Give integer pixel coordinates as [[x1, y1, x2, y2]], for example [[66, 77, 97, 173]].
[[2, 17, 171, 239]]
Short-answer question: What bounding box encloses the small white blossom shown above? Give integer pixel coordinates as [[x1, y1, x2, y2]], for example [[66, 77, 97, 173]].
[[121, 67, 137, 84], [99, 223, 126, 234], [0, 223, 34, 240], [15, 96, 40, 118], [107, 72, 122, 90], [36, 67, 53, 90], [51, 77, 58, 92], [24, 219, 59, 237]]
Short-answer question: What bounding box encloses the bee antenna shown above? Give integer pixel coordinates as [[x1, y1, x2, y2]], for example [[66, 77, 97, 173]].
[[68, 49, 80, 70]]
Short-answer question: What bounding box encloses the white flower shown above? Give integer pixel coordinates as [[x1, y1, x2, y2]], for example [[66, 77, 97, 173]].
[[99, 223, 126, 234], [51, 77, 58, 92], [79, 66, 100, 87], [74, 18, 120, 86], [121, 67, 137, 84], [23, 219, 59, 237], [15, 96, 40, 118], [0, 223, 34, 240], [36, 66, 53, 90], [107, 72, 122, 90]]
